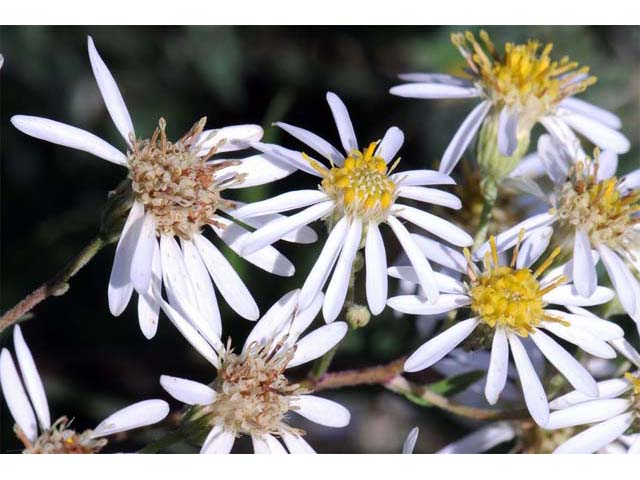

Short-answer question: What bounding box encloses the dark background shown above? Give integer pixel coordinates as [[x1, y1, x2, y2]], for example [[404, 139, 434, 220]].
[[1, 26, 638, 453]]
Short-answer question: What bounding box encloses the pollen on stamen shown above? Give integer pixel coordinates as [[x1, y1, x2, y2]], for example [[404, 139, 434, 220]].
[[127, 117, 244, 240]]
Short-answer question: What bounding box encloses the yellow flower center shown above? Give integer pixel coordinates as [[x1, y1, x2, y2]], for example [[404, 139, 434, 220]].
[[466, 235, 568, 337], [452, 30, 596, 127], [555, 159, 640, 251], [308, 141, 397, 222], [128, 118, 240, 240]]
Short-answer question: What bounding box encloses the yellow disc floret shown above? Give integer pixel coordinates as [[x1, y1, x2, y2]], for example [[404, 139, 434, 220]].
[[451, 30, 596, 128], [308, 141, 397, 222]]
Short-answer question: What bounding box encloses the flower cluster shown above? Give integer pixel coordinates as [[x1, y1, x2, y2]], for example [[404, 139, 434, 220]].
[[1, 30, 638, 454]]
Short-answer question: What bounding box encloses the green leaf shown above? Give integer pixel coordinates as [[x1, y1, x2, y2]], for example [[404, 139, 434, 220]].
[[426, 370, 485, 397]]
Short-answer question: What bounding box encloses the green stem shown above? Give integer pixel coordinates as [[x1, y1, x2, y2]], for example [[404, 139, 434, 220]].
[[473, 184, 498, 250], [137, 430, 186, 454], [0, 235, 109, 333]]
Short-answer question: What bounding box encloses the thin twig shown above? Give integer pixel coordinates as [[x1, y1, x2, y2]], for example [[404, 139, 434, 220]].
[[313, 357, 406, 391]]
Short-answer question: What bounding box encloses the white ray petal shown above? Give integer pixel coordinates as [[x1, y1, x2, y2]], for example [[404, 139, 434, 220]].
[[275, 121, 343, 165], [554, 412, 634, 454], [595, 150, 618, 181], [537, 133, 571, 184], [87, 36, 134, 145], [387, 294, 470, 316], [282, 431, 316, 454], [92, 400, 169, 438], [298, 217, 349, 309], [439, 100, 491, 175], [137, 241, 162, 339], [610, 338, 640, 368], [288, 293, 324, 345], [508, 153, 546, 179], [485, 327, 509, 405], [530, 329, 598, 396], [11, 115, 127, 165], [397, 186, 462, 209], [411, 234, 467, 272], [194, 125, 263, 156], [323, 219, 363, 322], [555, 308, 624, 341], [160, 235, 200, 320], [389, 83, 481, 99], [130, 213, 157, 293], [508, 332, 549, 426], [391, 170, 456, 187], [540, 321, 616, 359], [108, 201, 144, 316], [252, 434, 287, 454], [232, 190, 329, 219], [516, 226, 552, 269], [396, 73, 473, 87], [251, 141, 323, 177], [243, 290, 299, 353], [546, 398, 631, 429], [393, 205, 472, 247], [376, 126, 404, 163], [559, 98, 622, 130], [573, 229, 597, 298], [560, 111, 630, 154], [160, 375, 216, 406], [326, 92, 358, 154], [598, 245, 638, 320], [550, 378, 632, 410], [542, 285, 614, 307], [618, 169, 640, 193], [193, 234, 259, 321], [497, 107, 519, 157], [437, 422, 516, 454], [294, 395, 350, 427], [200, 425, 236, 454], [387, 216, 439, 303], [540, 115, 586, 159], [289, 322, 348, 368], [365, 222, 388, 315], [219, 154, 297, 189], [0, 349, 38, 442], [387, 266, 466, 295], [402, 427, 419, 454], [13, 326, 50, 430], [404, 318, 479, 372]]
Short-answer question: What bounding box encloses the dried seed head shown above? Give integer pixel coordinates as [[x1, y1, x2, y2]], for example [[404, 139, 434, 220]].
[[17, 417, 107, 454]]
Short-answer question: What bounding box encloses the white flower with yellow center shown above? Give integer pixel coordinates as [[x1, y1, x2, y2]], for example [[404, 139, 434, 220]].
[[0, 326, 169, 453], [390, 30, 630, 175], [389, 234, 621, 426], [158, 290, 350, 454], [477, 135, 640, 326], [10, 36, 307, 340], [232, 92, 472, 322]]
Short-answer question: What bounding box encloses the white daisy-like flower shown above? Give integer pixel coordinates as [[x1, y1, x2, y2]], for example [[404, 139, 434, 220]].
[[547, 368, 640, 454], [0, 325, 169, 453], [10, 36, 309, 340], [478, 135, 640, 325], [232, 92, 472, 322], [389, 233, 621, 426], [390, 30, 630, 175], [158, 289, 350, 454]]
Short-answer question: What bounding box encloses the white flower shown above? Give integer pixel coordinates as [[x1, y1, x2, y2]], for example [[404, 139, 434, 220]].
[[233, 92, 472, 322], [478, 135, 640, 326], [10, 36, 308, 340], [0, 325, 168, 453], [547, 366, 640, 454], [390, 30, 630, 175], [158, 289, 351, 454], [390, 233, 621, 426]]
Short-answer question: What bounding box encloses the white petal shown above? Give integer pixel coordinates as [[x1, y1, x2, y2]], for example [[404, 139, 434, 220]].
[[570, 229, 597, 298], [397, 186, 462, 209], [0, 349, 38, 442], [193, 234, 259, 321], [554, 412, 634, 454], [365, 222, 388, 315], [326, 92, 358, 154], [537, 134, 570, 184], [282, 431, 316, 454], [221, 154, 297, 189], [288, 293, 324, 344], [598, 245, 639, 319], [595, 150, 618, 181], [376, 126, 404, 163], [232, 190, 329, 219], [11, 115, 126, 165], [474, 213, 556, 259], [159, 375, 216, 406], [559, 97, 622, 130], [130, 213, 157, 293], [387, 216, 439, 303], [243, 290, 299, 352], [541, 250, 600, 286], [391, 169, 456, 187], [497, 107, 519, 157], [516, 226, 552, 269], [610, 337, 640, 368], [13, 326, 50, 430], [137, 241, 162, 339], [201, 425, 236, 454], [508, 332, 549, 426], [389, 82, 481, 99], [546, 398, 631, 429], [323, 219, 363, 322], [437, 422, 516, 454], [387, 294, 470, 316], [540, 115, 586, 159], [294, 395, 350, 427], [92, 400, 169, 438], [402, 427, 419, 454], [411, 234, 467, 272], [298, 217, 349, 309], [252, 434, 287, 454], [289, 322, 348, 368], [618, 169, 640, 193], [540, 321, 616, 359], [275, 121, 343, 165], [87, 36, 134, 145], [397, 73, 473, 87], [439, 100, 491, 175], [530, 329, 598, 396], [508, 153, 546, 179], [392, 205, 472, 247], [547, 308, 623, 341], [485, 328, 509, 405], [542, 285, 614, 307], [211, 220, 294, 277], [160, 235, 200, 320], [194, 125, 263, 156], [404, 318, 479, 372], [549, 378, 631, 410], [251, 141, 323, 177], [560, 111, 630, 153], [108, 201, 144, 316], [241, 201, 334, 256], [387, 266, 466, 295]]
